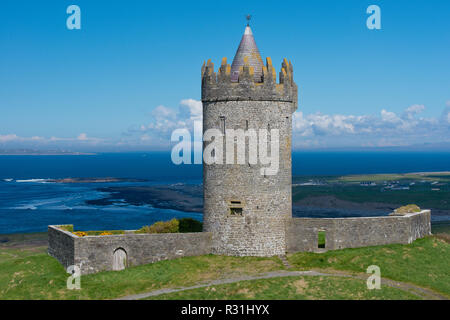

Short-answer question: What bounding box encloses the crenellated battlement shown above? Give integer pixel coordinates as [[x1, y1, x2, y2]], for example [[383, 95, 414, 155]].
[[201, 57, 298, 109]]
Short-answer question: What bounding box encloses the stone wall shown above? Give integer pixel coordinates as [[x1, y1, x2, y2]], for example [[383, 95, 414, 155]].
[[286, 210, 431, 253], [48, 225, 75, 270], [48, 210, 431, 274], [48, 226, 212, 275], [408, 210, 432, 243]]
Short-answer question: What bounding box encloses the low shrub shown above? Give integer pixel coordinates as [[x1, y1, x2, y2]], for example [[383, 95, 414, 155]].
[[85, 230, 124, 236], [391, 204, 421, 216], [66, 218, 201, 236], [67, 228, 124, 237], [135, 218, 179, 234], [59, 225, 74, 232], [178, 218, 203, 233]]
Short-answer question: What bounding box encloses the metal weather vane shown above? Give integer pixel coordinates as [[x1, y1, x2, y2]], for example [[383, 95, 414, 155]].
[[246, 14, 251, 26]]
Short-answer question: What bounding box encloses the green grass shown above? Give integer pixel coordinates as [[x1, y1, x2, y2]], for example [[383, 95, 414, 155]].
[[0, 232, 47, 246], [0, 246, 282, 300], [58, 225, 74, 232], [335, 174, 413, 183], [318, 231, 326, 248], [333, 172, 450, 183], [292, 184, 450, 210], [0, 236, 448, 299], [292, 172, 450, 211], [146, 276, 419, 300], [293, 172, 450, 185], [288, 236, 450, 296]]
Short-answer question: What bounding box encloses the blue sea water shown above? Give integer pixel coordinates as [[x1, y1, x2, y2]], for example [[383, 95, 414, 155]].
[[0, 151, 449, 234]]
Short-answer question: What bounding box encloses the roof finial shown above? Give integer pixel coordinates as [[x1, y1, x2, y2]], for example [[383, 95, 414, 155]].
[[246, 14, 251, 26]]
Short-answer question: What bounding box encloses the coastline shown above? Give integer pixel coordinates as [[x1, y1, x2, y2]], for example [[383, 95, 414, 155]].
[[49, 177, 147, 183], [86, 184, 203, 213], [0, 153, 95, 156], [1, 169, 449, 234]]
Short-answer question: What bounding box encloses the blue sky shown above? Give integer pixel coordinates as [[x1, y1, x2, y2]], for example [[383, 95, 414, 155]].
[[0, 0, 449, 151]]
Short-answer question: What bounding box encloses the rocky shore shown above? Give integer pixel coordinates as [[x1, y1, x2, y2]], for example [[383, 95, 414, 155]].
[[49, 177, 147, 183], [86, 184, 203, 213], [85, 182, 450, 218]]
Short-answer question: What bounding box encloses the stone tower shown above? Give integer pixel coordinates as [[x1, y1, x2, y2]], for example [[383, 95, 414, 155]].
[[201, 24, 298, 256]]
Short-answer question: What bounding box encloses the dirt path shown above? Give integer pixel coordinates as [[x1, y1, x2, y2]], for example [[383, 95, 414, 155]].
[[116, 270, 448, 300]]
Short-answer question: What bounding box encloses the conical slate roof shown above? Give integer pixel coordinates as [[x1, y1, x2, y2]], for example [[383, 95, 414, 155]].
[[230, 26, 264, 82]]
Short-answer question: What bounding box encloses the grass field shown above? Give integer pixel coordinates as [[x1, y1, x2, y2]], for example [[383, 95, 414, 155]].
[[0, 246, 283, 300], [0, 235, 448, 300], [147, 276, 419, 300], [292, 172, 450, 184], [288, 237, 450, 296], [432, 221, 450, 234], [292, 172, 450, 211], [293, 184, 450, 210], [333, 172, 450, 183], [0, 232, 47, 245]]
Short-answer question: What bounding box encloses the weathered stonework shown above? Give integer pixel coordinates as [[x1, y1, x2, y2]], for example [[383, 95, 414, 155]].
[[202, 57, 297, 256], [48, 225, 75, 270], [202, 57, 298, 112], [48, 225, 212, 275], [286, 210, 431, 253]]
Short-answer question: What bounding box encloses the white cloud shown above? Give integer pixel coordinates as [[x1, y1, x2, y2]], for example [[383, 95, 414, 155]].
[[125, 99, 204, 146], [76, 133, 102, 143], [140, 134, 152, 141], [380, 109, 401, 123], [0, 134, 45, 143], [291, 103, 449, 148], [124, 100, 450, 149], [293, 112, 358, 136], [152, 105, 177, 120], [0, 134, 20, 142], [403, 104, 425, 119], [77, 133, 88, 141], [3, 100, 450, 151], [0, 133, 103, 146], [179, 98, 202, 121], [441, 102, 450, 124]]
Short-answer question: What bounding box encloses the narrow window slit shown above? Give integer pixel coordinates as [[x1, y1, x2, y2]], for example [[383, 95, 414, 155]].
[[220, 116, 226, 135], [318, 230, 326, 249]]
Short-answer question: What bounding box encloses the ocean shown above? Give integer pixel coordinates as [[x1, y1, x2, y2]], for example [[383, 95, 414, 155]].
[[0, 151, 449, 234]]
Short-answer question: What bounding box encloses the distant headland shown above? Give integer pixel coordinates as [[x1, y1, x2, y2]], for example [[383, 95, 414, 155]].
[[0, 149, 94, 155]]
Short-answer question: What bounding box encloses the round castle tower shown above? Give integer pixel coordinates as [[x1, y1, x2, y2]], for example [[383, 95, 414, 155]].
[[201, 25, 298, 256]]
